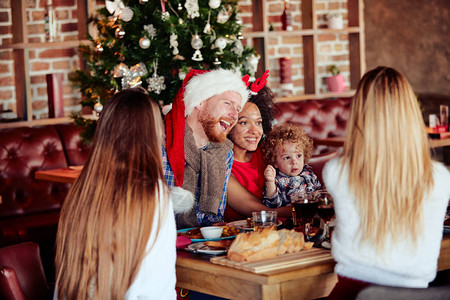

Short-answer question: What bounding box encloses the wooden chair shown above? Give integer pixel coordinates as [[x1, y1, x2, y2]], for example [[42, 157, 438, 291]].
[[0, 242, 51, 300]]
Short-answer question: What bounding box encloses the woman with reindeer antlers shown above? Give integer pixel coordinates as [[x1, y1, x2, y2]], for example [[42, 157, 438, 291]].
[[225, 70, 293, 221]]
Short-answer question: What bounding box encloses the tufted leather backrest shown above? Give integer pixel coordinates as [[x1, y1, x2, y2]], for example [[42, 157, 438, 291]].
[[0, 242, 50, 300], [0, 126, 71, 218], [308, 151, 339, 187], [273, 97, 352, 154], [55, 124, 91, 166]]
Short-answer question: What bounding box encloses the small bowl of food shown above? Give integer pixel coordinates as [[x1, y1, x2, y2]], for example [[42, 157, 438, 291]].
[[200, 226, 223, 240]]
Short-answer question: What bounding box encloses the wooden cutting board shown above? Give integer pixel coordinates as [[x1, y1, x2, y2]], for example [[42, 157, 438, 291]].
[[210, 247, 334, 273]]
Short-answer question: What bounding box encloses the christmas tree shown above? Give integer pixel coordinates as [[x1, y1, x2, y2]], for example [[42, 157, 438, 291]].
[[71, 0, 259, 142]]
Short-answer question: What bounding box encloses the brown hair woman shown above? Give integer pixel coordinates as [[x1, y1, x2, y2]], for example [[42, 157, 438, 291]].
[[55, 88, 176, 299]]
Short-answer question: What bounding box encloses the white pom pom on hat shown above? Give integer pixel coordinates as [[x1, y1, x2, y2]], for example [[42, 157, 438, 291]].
[[183, 69, 250, 117]]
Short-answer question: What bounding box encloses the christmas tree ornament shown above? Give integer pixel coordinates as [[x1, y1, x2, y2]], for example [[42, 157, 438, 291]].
[[213, 57, 221, 65], [203, 11, 212, 34], [115, 26, 125, 38], [232, 38, 243, 56], [185, 0, 200, 19], [106, 0, 124, 17], [147, 61, 166, 94], [170, 33, 179, 55], [214, 37, 227, 54], [178, 69, 187, 80], [177, 3, 183, 11], [113, 62, 129, 78], [237, 31, 243, 40], [178, 18, 184, 25], [191, 34, 203, 61], [217, 6, 232, 24], [144, 24, 157, 39], [160, 0, 170, 20], [209, 0, 221, 9], [94, 101, 103, 115], [95, 44, 104, 53], [120, 6, 133, 22], [162, 11, 170, 20], [139, 36, 151, 49], [114, 62, 148, 89], [244, 54, 260, 76], [139, 0, 148, 3]]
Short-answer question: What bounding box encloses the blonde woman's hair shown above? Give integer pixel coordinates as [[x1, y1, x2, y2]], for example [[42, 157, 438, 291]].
[[341, 66, 433, 253], [55, 89, 167, 299]]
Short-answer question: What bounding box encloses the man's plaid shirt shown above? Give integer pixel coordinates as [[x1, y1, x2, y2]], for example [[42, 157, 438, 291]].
[[162, 146, 233, 226]]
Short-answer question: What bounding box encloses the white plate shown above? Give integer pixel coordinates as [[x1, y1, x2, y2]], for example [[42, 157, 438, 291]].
[[177, 228, 236, 242], [227, 219, 282, 231], [187, 242, 228, 255]]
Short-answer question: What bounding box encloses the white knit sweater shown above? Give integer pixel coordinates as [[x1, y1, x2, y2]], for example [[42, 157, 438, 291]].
[[323, 158, 450, 288]]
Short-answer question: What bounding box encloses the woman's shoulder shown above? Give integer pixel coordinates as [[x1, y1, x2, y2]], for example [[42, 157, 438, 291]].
[[431, 161, 450, 191]]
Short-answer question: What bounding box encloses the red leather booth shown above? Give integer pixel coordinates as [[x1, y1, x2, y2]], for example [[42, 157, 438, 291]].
[[273, 97, 352, 155], [0, 123, 90, 281]]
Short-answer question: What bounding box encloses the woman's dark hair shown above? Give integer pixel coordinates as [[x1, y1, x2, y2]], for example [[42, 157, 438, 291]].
[[248, 85, 275, 135]]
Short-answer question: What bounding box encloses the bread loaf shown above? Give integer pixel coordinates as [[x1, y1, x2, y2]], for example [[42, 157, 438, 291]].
[[227, 228, 313, 262], [227, 228, 280, 262]]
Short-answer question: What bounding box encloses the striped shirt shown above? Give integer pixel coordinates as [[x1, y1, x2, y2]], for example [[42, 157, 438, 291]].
[[162, 146, 233, 226]]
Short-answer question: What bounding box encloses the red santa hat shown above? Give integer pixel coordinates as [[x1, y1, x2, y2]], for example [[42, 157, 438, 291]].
[[165, 68, 250, 186]]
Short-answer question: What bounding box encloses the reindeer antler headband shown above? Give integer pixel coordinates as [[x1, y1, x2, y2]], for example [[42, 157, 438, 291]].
[[242, 70, 270, 95]]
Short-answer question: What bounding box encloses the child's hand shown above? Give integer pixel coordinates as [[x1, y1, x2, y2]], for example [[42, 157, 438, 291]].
[[264, 165, 276, 182]]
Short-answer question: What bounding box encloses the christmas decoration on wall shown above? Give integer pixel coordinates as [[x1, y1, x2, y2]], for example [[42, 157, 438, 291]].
[[70, 0, 258, 142]]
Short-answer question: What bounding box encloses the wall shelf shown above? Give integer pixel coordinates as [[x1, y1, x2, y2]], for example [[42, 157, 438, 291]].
[[244, 0, 365, 101]]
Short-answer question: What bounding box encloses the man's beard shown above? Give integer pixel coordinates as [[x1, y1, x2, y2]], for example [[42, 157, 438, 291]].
[[199, 113, 232, 143]]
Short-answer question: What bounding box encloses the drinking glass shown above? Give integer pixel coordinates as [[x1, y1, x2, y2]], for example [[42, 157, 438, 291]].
[[252, 211, 277, 230], [316, 191, 335, 240], [291, 191, 318, 240]]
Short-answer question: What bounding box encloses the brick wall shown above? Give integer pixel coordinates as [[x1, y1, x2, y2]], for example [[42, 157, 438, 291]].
[[0, 0, 352, 120], [0, 0, 82, 120]]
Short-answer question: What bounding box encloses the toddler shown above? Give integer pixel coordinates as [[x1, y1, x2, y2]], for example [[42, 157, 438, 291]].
[[261, 123, 322, 208]]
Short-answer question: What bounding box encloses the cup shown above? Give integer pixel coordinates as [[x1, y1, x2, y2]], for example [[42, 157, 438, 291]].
[[252, 211, 277, 230], [291, 191, 319, 239]]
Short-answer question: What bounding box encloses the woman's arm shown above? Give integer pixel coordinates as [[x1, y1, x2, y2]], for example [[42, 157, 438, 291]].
[[227, 175, 292, 218]]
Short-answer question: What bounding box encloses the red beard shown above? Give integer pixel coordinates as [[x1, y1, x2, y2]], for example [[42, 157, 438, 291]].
[[199, 113, 234, 143]]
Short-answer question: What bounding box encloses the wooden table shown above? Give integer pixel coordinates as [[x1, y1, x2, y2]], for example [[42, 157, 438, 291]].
[[35, 167, 81, 183], [176, 235, 450, 300], [315, 136, 450, 149]]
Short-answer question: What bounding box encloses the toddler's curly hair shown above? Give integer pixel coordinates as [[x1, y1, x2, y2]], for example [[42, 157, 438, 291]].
[[261, 123, 313, 165]]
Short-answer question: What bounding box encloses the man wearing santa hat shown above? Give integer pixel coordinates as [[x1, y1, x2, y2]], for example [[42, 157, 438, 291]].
[[164, 68, 250, 228]]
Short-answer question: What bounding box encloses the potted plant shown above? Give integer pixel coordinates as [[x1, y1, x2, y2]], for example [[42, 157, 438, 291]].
[[327, 12, 343, 29], [326, 65, 346, 93]]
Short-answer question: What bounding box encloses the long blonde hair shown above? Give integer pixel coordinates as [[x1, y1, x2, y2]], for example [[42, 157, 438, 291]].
[[342, 66, 433, 252], [55, 89, 167, 299]]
